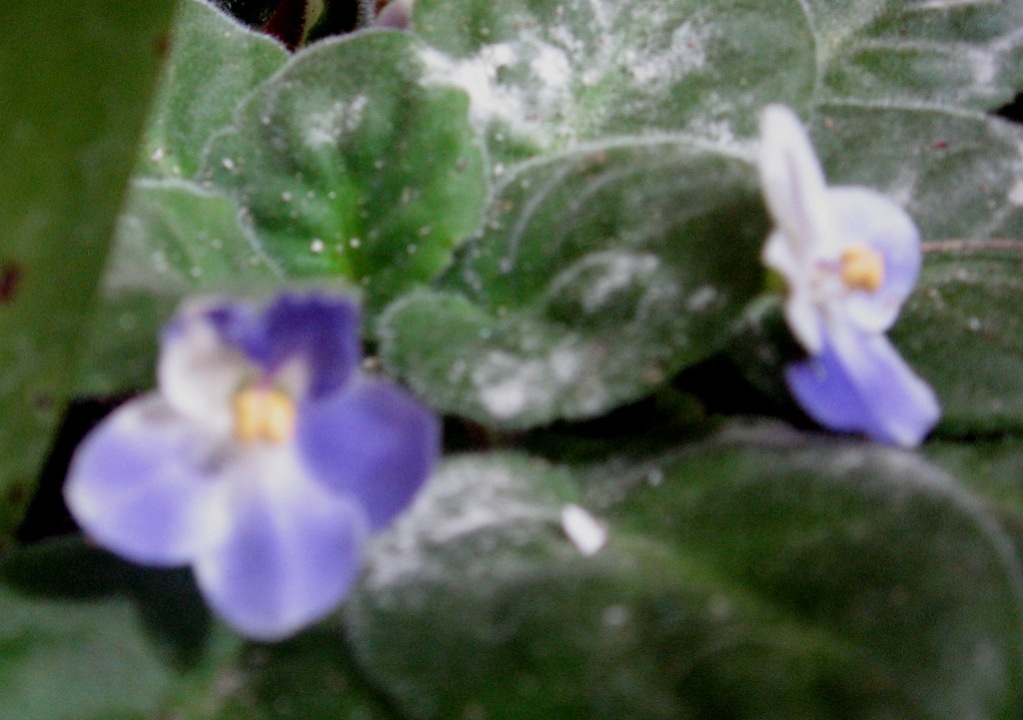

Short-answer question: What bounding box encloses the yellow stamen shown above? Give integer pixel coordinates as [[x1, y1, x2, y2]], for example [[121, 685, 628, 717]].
[[234, 387, 297, 444], [840, 245, 885, 292]]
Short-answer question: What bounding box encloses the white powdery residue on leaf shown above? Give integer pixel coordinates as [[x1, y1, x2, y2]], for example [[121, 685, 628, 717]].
[[548, 20, 608, 88], [547, 22, 588, 68], [475, 350, 546, 419], [965, 47, 997, 88], [530, 42, 574, 104], [1008, 177, 1023, 206], [886, 166, 920, 208], [362, 461, 560, 591], [549, 252, 661, 315], [419, 35, 576, 148], [686, 285, 719, 312], [550, 345, 583, 382], [419, 45, 525, 133], [560, 504, 607, 556], [908, 0, 1002, 10], [473, 339, 588, 420], [303, 95, 368, 148], [583, 0, 613, 30], [681, 102, 752, 155], [625, 20, 709, 88], [422, 466, 558, 546], [699, 118, 741, 147]]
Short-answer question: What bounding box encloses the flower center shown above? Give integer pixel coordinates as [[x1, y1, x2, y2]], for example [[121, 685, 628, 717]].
[[840, 245, 884, 292], [233, 386, 297, 444]]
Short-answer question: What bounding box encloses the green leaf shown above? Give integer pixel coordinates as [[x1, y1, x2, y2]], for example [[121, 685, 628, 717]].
[[200, 30, 488, 310], [0, 538, 239, 720], [924, 437, 1023, 521], [922, 438, 1023, 572], [410, 0, 1023, 169], [141, 0, 289, 180], [412, 0, 815, 165], [892, 244, 1023, 435], [808, 0, 1023, 110], [378, 142, 767, 428], [0, 0, 177, 539], [599, 426, 1023, 720], [214, 631, 401, 720], [347, 435, 1023, 720], [75, 179, 281, 396], [344, 453, 590, 719]]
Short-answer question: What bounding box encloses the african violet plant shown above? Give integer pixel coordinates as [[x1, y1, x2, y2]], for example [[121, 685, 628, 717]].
[[3, 0, 1023, 717]]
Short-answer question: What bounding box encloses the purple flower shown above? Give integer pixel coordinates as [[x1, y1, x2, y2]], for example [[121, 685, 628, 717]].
[[65, 292, 440, 640], [758, 104, 939, 446]]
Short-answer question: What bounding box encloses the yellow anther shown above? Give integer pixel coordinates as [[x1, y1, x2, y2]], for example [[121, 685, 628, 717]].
[[234, 386, 297, 444], [840, 245, 885, 292]]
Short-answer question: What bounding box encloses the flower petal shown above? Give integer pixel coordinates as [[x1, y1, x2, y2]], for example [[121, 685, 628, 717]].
[[765, 229, 824, 352], [759, 104, 842, 262], [159, 299, 258, 432], [829, 186, 921, 333], [64, 395, 222, 566], [297, 378, 440, 531], [193, 447, 367, 640], [260, 292, 362, 400], [785, 323, 940, 447]]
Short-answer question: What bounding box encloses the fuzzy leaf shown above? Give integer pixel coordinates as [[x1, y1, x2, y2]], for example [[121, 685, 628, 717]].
[[813, 103, 1023, 242], [892, 243, 1023, 435], [346, 436, 1023, 719], [808, 0, 1023, 110], [213, 632, 400, 720], [378, 142, 767, 428], [200, 30, 488, 310], [141, 0, 288, 180], [75, 179, 281, 396], [412, 0, 815, 165]]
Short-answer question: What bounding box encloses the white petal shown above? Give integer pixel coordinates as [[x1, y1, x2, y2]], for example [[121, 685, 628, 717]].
[[763, 228, 803, 287], [158, 303, 254, 434], [758, 105, 842, 260], [784, 291, 824, 353]]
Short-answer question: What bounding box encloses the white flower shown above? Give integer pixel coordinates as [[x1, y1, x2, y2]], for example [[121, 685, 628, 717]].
[[757, 105, 939, 446]]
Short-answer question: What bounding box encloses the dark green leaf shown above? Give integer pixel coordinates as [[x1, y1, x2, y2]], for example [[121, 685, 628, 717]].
[[597, 425, 1023, 720], [347, 434, 1023, 720], [925, 437, 1023, 516], [893, 244, 1023, 435], [0, 0, 177, 539], [200, 30, 488, 310], [923, 438, 1023, 564], [214, 631, 401, 720], [378, 142, 767, 428], [345, 453, 591, 719]]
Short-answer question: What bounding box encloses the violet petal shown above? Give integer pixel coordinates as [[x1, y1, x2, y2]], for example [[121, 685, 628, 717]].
[[785, 323, 940, 447], [297, 378, 440, 530]]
